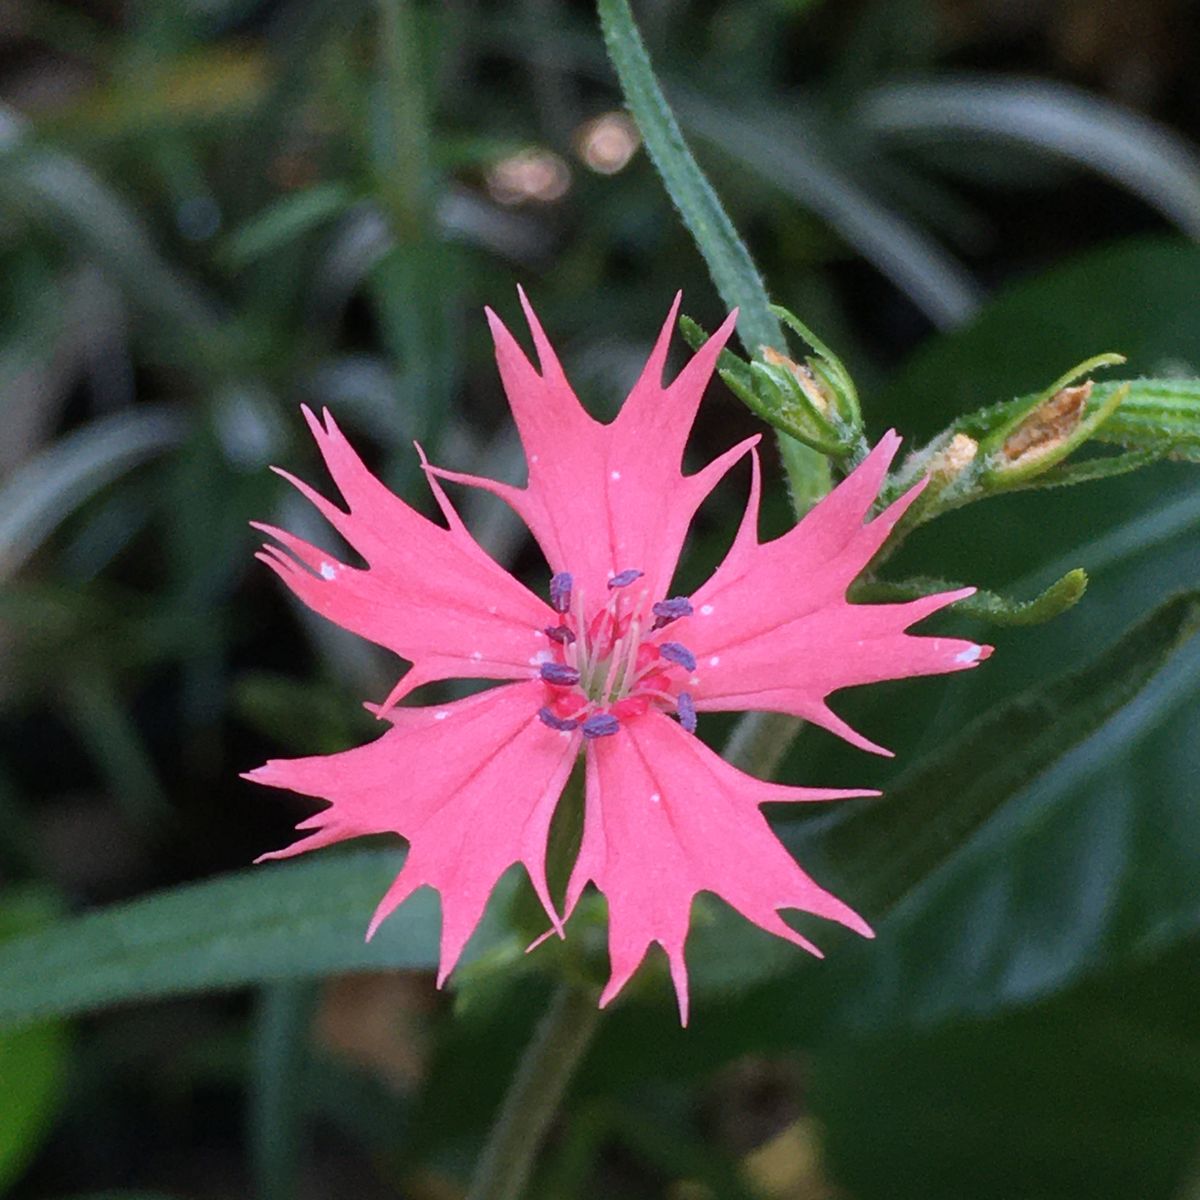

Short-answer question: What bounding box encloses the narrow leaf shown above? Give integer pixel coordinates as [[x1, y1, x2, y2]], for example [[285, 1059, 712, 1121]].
[[595, 0, 829, 508], [223, 184, 353, 267], [859, 77, 1200, 240], [826, 591, 1200, 915], [595, 0, 778, 354], [1006, 448, 1166, 491], [0, 850, 514, 1033], [853, 568, 1088, 627], [0, 407, 185, 581], [1088, 378, 1200, 461]]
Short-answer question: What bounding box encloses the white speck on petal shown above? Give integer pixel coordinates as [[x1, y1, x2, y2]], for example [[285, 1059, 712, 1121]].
[[319, 561, 337, 581], [531, 454, 540, 463], [708, 655, 720, 667], [435, 711, 450, 721], [610, 470, 621, 481], [529, 649, 553, 665], [650, 792, 661, 804], [471, 650, 483, 661], [689, 675, 700, 686], [956, 644, 983, 664], [700, 604, 714, 616]]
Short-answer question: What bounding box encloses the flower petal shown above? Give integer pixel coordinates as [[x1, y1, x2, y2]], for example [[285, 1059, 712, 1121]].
[[681, 434, 992, 755], [245, 681, 578, 985], [564, 711, 874, 1023], [427, 291, 750, 604], [254, 406, 554, 704]]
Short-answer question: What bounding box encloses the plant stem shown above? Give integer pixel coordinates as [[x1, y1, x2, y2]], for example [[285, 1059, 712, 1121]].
[[466, 979, 603, 1200], [374, 0, 430, 238], [723, 710, 802, 777], [249, 981, 314, 1200]]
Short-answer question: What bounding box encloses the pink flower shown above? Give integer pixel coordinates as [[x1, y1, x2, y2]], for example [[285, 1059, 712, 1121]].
[[245, 292, 990, 1022]]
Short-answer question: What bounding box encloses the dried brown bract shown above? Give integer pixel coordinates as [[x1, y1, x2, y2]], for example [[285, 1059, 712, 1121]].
[[1003, 381, 1093, 464], [761, 346, 831, 416]]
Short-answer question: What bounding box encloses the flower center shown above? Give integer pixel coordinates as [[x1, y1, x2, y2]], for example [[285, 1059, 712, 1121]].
[[535, 570, 697, 739]]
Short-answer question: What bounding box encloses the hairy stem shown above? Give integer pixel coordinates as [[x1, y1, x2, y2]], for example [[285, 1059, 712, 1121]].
[[466, 979, 603, 1200]]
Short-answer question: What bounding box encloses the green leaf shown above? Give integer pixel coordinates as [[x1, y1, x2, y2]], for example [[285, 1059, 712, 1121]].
[[596, 0, 778, 354], [812, 943, 1200, 1200], [0, 850, 515, 1033], [1005, 446, 1165, 490], [823, 590, 1200, 920], [675, 88, 983, 329], [831, 238, 1200, 1033], [860, 76, 1200, 240], [0, 890, 70, 1194], [852, 567, 1088, 626], [1088, 377, 1200, 461], [0, 142, 219, 354], [595, 0, 829, 509], [0, 407, 185, 581], [222, 184, 353, 268]]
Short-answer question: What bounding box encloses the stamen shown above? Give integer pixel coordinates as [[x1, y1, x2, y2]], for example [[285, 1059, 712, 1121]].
[[677, 691, 697, 733], [544, 624, 576, 645], [651, 596, 693, 628], [607, 568, 644, 589], [538, 707, 580, 732], [616, 612, 643, 698], [571, 585, 592, 684], [550, 572, 573, 613], [540, 663, 581, 686], [581, 712, 620, 739], [659, 642, 697, 672]]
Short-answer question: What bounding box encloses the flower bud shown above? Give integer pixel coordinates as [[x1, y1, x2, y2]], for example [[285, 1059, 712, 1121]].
[[1002, 382, 1092, 467]]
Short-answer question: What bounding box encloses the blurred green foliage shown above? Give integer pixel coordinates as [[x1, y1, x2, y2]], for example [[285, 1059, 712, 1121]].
[[2, 1, 1200, 1198]]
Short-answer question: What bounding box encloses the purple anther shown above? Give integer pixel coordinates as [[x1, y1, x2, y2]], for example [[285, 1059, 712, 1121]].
[[543, 624, 576, 645], [538, 707, 580, 732], [677, 691, 697, 734], [651, 596, 693, 629], [659, 641, 697, 672], [540, 662, 581, 686], [581, 712, 621, 739], [550, 572, 573, 614], [607, 568, 644, 589]]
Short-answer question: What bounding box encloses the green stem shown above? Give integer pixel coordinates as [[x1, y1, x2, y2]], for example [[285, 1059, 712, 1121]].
[[375, 0, 430, 237], [249, 981, 314, 1200], [466, 979, 603, 1200], [595, 0, 829, 510], [723, 710, 802, 777]]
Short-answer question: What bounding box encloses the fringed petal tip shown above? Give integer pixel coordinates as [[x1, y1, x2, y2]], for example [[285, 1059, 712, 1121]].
[[879, 427, 903, 458], [241, 763, 282, 786], [959, 642, 994, 667], [524, 925, 565, 957]]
